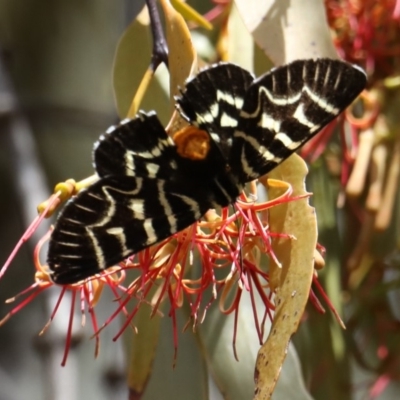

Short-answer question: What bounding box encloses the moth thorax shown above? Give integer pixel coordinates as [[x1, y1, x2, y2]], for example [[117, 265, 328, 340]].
[[173, 126, 211, 160]]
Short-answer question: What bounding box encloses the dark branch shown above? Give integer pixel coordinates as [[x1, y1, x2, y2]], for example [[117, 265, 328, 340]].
[[146, 0, 169, 71]]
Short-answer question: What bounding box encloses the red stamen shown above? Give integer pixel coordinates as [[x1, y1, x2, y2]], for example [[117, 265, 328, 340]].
[[0, 193, 60, 279], [61, 290, 76, 366]]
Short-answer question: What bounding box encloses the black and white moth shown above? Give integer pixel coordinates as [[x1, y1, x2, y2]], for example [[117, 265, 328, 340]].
[[47, 58, 367, 284]]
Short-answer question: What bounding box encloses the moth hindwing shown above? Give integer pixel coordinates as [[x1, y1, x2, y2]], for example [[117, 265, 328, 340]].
[[48, 58, 367, 284]]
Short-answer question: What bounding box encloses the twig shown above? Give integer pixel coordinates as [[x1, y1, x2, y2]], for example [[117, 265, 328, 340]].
[[146, 0, 169, 71]]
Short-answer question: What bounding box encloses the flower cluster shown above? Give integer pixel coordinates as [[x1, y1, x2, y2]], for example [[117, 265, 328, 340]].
[[1, 175, 310, 363], [325, 0, 400, 82]]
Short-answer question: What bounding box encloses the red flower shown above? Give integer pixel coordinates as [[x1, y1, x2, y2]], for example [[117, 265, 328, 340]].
[[1, 175, 315, 363]]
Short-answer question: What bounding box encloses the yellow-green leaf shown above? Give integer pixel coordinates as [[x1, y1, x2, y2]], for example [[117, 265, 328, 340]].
[[112, 8, 170, 121], [254, 154, 317, 399], [126, 305, 161, 396], [160, 0, 197, 104]]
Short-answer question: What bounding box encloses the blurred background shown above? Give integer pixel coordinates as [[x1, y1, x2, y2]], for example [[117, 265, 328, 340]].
[[1, 1, 400, 400], [0, 1, 140, 399]]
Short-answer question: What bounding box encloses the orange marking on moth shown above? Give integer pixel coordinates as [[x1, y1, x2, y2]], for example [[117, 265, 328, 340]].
[[173, 126, 211, 160]]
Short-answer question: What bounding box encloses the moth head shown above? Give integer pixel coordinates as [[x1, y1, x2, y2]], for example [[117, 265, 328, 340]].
[[173, 126, 211, 161]]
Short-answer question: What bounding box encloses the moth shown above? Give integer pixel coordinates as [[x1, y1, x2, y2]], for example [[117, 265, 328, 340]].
[[47, 59, 367, 284]]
